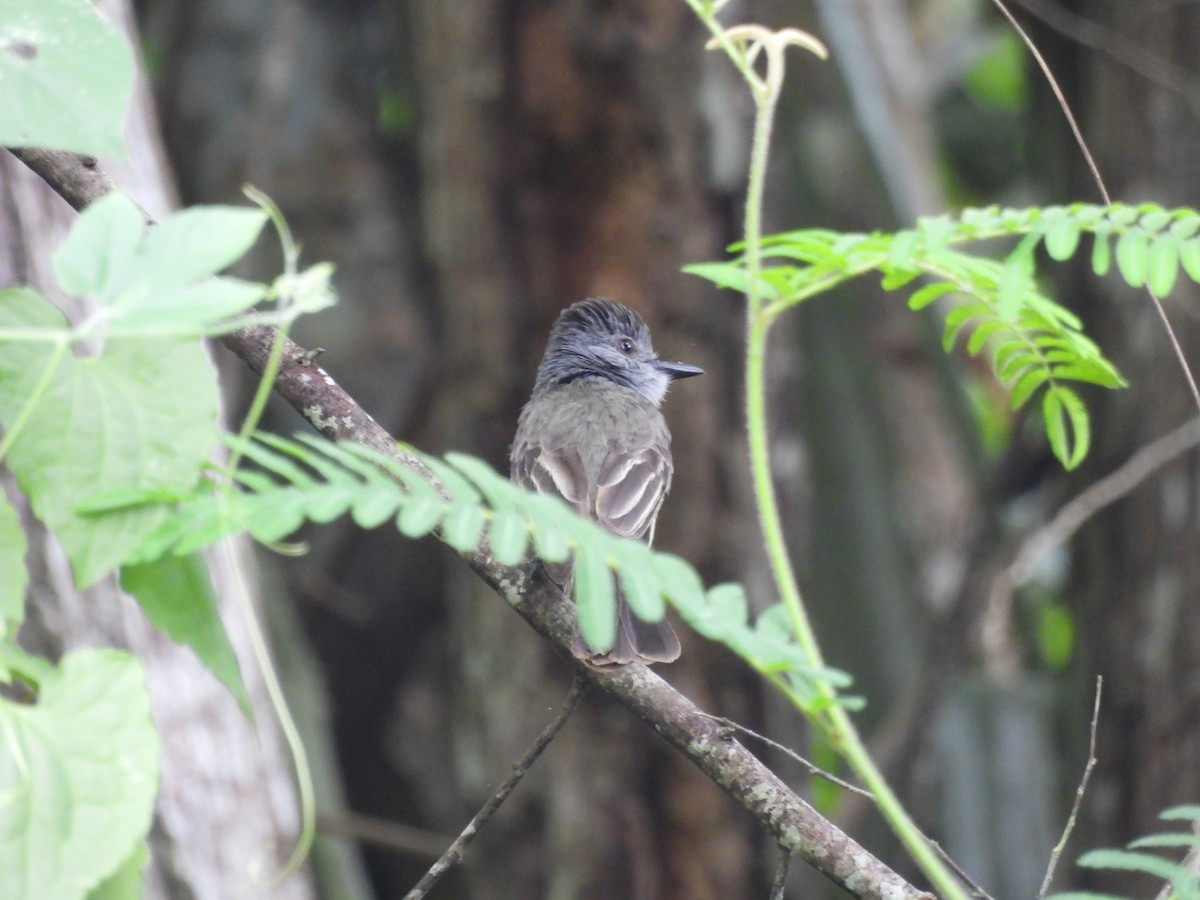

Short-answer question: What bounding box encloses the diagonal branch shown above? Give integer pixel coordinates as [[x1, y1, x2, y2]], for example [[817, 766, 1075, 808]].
[[10, 146, 932, 900]]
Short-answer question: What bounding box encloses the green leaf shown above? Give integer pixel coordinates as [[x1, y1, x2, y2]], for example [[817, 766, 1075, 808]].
[[112, 279, 267, 334], [396, 492, 444, 537], [421, 457, 482, 507], [0, 492, 27, 638], [170, 493, 255, 558], [1180, 238, 1200, 285], [1050, 361, 1126, 389], [652, 553, 707, 621], [880, 267, 920, 291], [120, 555, 248, 711], [1044, 216, 1082, 261], [526, 497, 573, 563], [886, 229, 920, 268], [350, 487, 401, 529], [0, 641, 55, 688], [681, 261, 779, 299], [1170, 214, 1200, 241], [1010, 366, 1048, 410], [1139, 207, 1172, 233], [86, 842, 147, 900], [75, 486, 193, 514], [0, 296, 218, 586], [304, 484, 359, 524], [125, 495, 221, 564], [321, 441, 415, 489], [1129, 833, 1200, 849], [441, 503, 487, 551], [1115, 230, 1149, 287], [995, 340, 1034, 379], [234, 435, 318, 487], [52, 195, 268, 334], [966, 319, 1006, 356], [611, 539, 664, 621], [997, 257, 1031, 322], [942, 304, 988, 353], [907, 281, 955, 311], [137, 206, 267, 288], [1090, 231, 1112, 277], [1107, 204, 1139, 227], [245, 489, 308, 542], [573, 538, 617, 653], [0, 0, 135, 158], [0, 649, 159, 900], [1043, 386, 1090, 470], [52, 192, 145, 298], [706, 582, 749, 631], [917, 214, 956, 252], [444, 453, 514, 505], [1147, 234, 1180, 296], [1077, 848, 1190, 880], [1162, 805, 1200, 821], [487, 511, 530, 566], [1043, 389, 1068, 466], [682, 262, 748, 293]]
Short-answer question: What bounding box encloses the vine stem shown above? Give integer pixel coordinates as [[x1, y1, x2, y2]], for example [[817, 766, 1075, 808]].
[[215, 188, 317, 882], [726, 21, 968, 900]]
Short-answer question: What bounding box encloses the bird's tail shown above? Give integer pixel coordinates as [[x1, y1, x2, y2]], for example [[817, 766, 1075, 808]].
[[571, 582, 681, 667], [546, 560, 681, 666]]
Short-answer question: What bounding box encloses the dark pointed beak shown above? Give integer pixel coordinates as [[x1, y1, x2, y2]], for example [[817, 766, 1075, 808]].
[[656, 359, 704, 380]]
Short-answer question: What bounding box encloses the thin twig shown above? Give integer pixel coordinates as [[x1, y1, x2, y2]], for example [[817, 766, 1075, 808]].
[[929, 840, 998, 900], [698, 713, 872, 799], [987, 0, 1106, 203], [403, 674, 588, 900], [705, 716, 990, 899], [316, 810, 451, 859], [1038, 675, 1103, 899], [1007, 419, 1200, 590], [988, 420, 1200, 639], [771, 848, 791, 900], [991, 0, 1200, 417]]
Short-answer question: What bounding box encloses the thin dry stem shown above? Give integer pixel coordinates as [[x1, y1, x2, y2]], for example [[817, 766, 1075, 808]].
[[1038, 676, 1103, 899], [404, 675, 588, 899], [990, 0, 1200, 416], [698, 713, 872, 799]]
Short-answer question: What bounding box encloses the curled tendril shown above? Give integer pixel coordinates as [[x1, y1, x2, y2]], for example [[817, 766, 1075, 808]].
[[705, 25, 828, 98]]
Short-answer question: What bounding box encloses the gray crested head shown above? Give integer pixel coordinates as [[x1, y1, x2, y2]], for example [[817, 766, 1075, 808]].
[[533, 298, 703, 405]]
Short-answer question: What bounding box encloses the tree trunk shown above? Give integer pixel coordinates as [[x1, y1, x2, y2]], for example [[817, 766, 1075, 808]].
[[0, 2, 348, 896]]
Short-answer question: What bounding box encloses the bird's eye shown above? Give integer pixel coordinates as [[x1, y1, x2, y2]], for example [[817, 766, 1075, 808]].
[[619, 338, 635, 354]]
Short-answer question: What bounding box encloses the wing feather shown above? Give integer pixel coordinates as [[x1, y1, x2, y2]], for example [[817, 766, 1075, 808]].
[[595, 444, 671, 541], [513, 443, 590, 517]]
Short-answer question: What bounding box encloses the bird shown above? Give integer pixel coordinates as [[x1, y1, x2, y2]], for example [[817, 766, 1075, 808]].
[[510, 297, 703, 665]]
